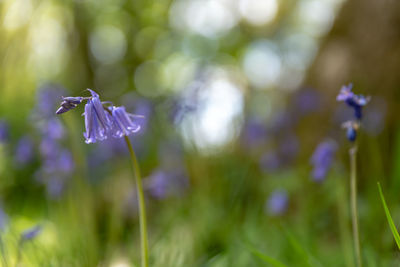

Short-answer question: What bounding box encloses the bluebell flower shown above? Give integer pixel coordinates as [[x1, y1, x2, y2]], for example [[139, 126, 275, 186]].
[[108, 106, 141, 138], [57, 89, 142, 144], [15, 136, 34, 165], [56, 97, 83, 114], [342, 121, 359, 142], [21, 225, 42, 241], [266, 190, 288, 216], [146, 169, 189, 199], [294, 89, 321, 115], [83, 90, 112, 144], [0, 120, 9, 143], [310, 140, 337, 182], [337, 83, 370, 120], [241, 117, 268, 149]]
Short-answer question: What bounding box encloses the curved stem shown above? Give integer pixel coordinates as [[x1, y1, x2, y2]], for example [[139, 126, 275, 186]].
[[124, 136, 149, 267], [350, 146, 362, 267]]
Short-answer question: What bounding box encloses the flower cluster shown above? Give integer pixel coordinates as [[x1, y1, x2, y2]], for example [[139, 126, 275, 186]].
[[337, 83, 370, 142], [56, 89, 142, 144], [31, 85, 75, 197]]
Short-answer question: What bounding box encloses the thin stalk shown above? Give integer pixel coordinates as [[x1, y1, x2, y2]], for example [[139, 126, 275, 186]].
[[124, 136, 149, 267], [350, 146, 362, 267]]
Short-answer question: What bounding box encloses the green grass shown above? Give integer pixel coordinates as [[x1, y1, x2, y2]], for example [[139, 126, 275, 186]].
[[377, 182, 400, 250]]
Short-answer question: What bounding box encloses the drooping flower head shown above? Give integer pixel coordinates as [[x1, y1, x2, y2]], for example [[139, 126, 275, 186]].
[[342, 121, 359, 142], [56, 97, 83, 115], [310, 140, 337, 182], [337, 83, 370, 120], [56, 89, 142, 144]]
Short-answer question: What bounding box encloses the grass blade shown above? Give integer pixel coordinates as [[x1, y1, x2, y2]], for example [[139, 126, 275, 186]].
[[245, 243, 288, 267], [377, 182, 400, 250]]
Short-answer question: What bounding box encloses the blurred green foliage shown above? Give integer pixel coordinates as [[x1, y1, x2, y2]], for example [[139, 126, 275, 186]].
[[0, 0, 400, 266]]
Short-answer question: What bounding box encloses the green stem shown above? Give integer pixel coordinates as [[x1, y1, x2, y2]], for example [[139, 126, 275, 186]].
[[350, 146, 362, 267], [124, 136, 149, 267]]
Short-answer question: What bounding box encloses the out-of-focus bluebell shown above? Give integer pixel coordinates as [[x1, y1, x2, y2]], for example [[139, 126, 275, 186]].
[[241, 117, 268, 149], [145, 169, 189, 199], [35, 84, 66, 118], [0, 204, 8, 231], [259, 151, 281, 173], [45, 177, 65, 198], [20, 225, 42, 241], [42, 118, 64, 140], [265, 190, 288, 216], [293, 88, 322, 116], [0, 120, 9, 144], [39, 137, 60, 160], [310, 140, 337, 182], [337, 83, 370, 120], [15, 136, 34, 166]]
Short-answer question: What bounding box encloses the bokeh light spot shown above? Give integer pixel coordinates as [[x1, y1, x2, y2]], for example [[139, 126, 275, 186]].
[[90, 25, 127, 64]]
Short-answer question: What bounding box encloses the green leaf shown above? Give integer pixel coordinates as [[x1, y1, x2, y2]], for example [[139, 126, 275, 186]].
[[377, 182, 400, 250]]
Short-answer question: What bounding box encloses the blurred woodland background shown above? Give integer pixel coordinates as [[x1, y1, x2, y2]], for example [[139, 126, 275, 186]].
[[1, 0, 400, 266]]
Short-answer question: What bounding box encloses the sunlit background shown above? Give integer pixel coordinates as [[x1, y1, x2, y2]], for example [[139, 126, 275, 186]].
[[0, 0, 399, 265]]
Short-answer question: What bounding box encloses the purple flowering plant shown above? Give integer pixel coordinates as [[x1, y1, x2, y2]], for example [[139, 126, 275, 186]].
[[336, 83, 370, 267], [310, 140, 337, 182], [56, 89, 149, 267]]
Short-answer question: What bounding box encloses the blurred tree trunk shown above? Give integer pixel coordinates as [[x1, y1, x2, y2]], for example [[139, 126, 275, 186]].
[[303, 0, 400, 176]]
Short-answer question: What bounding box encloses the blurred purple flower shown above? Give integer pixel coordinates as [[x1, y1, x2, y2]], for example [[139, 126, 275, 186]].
[[294, 89, 322, 115], [35, 84, 66, 117], [259, 151, 281, 173], [241, 117, 268, 149], [269, 111, 295, 135], [310, 140, 337, 182], [0, 120, 9, 143], [15, 136, 34, 165], [0, 204, 8, 231], [42, 118, 64, 140], [21, 225, 42, 241], [266, 190, 288, 216], [146, 169, 189, 199], [45, 177, 66, 198], [337, 83, 370, 120]]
